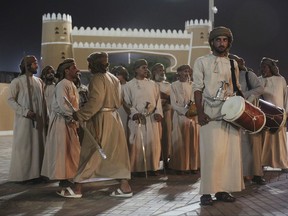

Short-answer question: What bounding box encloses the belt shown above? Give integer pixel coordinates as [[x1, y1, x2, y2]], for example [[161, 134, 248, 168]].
[[100, 107, 116, 112]]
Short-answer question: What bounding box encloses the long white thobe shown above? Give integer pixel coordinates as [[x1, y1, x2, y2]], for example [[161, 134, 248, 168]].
[[124, 78, 163, 172], [41, 79, 81, 180], [169, 80, 200, 171], [258, 75, 288, 168], [157, 81, 172, 164], [7, 74, 46, 181], [193, 54, 244, 194]]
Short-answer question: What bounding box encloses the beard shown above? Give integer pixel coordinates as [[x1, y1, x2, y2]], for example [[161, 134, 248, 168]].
[[214, 46, 228, 55], [46, 74, 55, 80], [29, 66, 38, 74], [155, 73, 166, 82], [46, 76, 55, 82]]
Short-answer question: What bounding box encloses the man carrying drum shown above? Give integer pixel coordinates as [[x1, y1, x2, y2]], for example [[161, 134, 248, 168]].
[[192, 26, 245, 206], [257, 57, 288, 173], [229, 54, 266, 185]]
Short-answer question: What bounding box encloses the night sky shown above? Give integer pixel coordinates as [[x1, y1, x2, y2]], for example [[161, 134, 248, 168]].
[[1, 0, 287, 79]]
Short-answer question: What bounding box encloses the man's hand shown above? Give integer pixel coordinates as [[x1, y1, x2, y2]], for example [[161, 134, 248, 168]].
[[197, 112, 211, 126], [132, 113, 144, 121], [26, 110, 36, 120], [154, 113, 162, 122]]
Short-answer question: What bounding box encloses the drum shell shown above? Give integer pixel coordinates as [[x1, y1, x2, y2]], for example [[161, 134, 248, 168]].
[[258, 99, 286, 133], [221, 96, 266, 134]]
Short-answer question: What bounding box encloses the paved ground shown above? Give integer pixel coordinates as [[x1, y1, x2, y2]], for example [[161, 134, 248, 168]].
[[1, 135, 288, 216]]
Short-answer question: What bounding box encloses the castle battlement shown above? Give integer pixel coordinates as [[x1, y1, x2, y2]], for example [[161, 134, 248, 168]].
[[185, 19, 211, 28], [41, 13, 211, 73], [73, 42, 190, 50], [42, 13, 72, 23], [72, 26, 190, 38]]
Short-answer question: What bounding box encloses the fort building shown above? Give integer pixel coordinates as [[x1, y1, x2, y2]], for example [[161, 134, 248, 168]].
[[0, 13, 212, 132], [41, 13, 212, 73]]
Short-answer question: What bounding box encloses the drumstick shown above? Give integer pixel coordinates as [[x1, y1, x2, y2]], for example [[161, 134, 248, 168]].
[[197, 114, 226, 126]]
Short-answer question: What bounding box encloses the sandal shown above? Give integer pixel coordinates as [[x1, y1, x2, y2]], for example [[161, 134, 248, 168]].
[[200, 194, 213, 206], [56, 187, 82, 198], [110, 188, 133, 198], [215, 192, 235, 202]]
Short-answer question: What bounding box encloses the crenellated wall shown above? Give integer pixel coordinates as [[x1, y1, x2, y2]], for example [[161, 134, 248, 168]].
[[42, 13, 72, 23], [73, 42, 190, 50], [72, 26, 190, 38], [41, 13, 211, 72]]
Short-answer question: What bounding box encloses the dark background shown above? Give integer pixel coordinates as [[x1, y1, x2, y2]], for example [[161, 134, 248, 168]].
[[0, 0, 287, 79]]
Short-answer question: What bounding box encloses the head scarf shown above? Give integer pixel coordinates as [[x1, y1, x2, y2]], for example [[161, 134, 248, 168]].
[[56, 58, 75, 80], [40, 65, 55, 80], [133, 59, 147, 71], [151, 63, 165, 80], [177, 64, 191, 73], [19, 55, 37, 74], [151, 63, 164, 73], [209, 26, 233, 51], [111, 66, 129, 81], [87, 52, 109, 74], [229, 54, 247, 71], [260, 57, 280, 76]]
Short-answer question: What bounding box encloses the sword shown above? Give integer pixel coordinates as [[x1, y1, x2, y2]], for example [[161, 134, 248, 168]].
[[63, 96, 107, 159], [138, 119, 148, 179]]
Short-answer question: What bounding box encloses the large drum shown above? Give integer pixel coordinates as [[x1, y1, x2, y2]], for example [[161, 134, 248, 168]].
[[221, 96, 266, 134], [258, 99, 286, 133]]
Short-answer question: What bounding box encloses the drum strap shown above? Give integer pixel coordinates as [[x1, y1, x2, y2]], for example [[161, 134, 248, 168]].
[[245, 71, 252, 90], [230, 59, 244, 97]]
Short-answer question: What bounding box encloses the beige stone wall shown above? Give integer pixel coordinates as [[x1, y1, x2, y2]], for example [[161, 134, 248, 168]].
[[41, 13, 211, 73], [0, 84, 14, 131], [41, 14, 73, 70]]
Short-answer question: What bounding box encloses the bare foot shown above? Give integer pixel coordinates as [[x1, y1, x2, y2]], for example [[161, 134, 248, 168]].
[[119, 179, 132, 193]]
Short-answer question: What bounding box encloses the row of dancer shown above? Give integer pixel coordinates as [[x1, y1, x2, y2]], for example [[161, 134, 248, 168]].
[[7, 53, 201, 197], [7, 53, 133, 198], [111, 60, 200, 177]]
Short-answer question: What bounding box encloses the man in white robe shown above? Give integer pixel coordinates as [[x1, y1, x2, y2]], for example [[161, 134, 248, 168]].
[[40, 65, 56, 116], [169, 64, 200, 174], [229, 54, 265, 185], [124, 59, 163, 177], [41, 59, 81, 189], [193, 26, 244, 205], [59, 52, 132, 198], [151, 63, 172, 170], [258, 57, 288, 172], [112, 66, 130, 140], [7, 55, 47, 183]]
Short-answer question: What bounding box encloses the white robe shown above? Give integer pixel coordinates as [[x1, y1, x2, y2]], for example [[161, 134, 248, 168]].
[[258, 75, 288, 168], [74, 72, 131, 182], [41, 79, 81, 180], [7, 74, 46, 181], [169, 80, 200, 171], [118, 83, 129, 140], [124, 78, 163, 172], [44, 83, 55, 116], [157, 81, 172, 163], [193, 54, 245, 194]]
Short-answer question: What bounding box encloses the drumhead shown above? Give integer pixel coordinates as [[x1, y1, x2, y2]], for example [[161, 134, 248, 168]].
[[221, 96, 245, 121]]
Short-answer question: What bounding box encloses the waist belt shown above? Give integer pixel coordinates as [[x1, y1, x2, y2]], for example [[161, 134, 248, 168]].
[[100, 107, 116, 112]]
